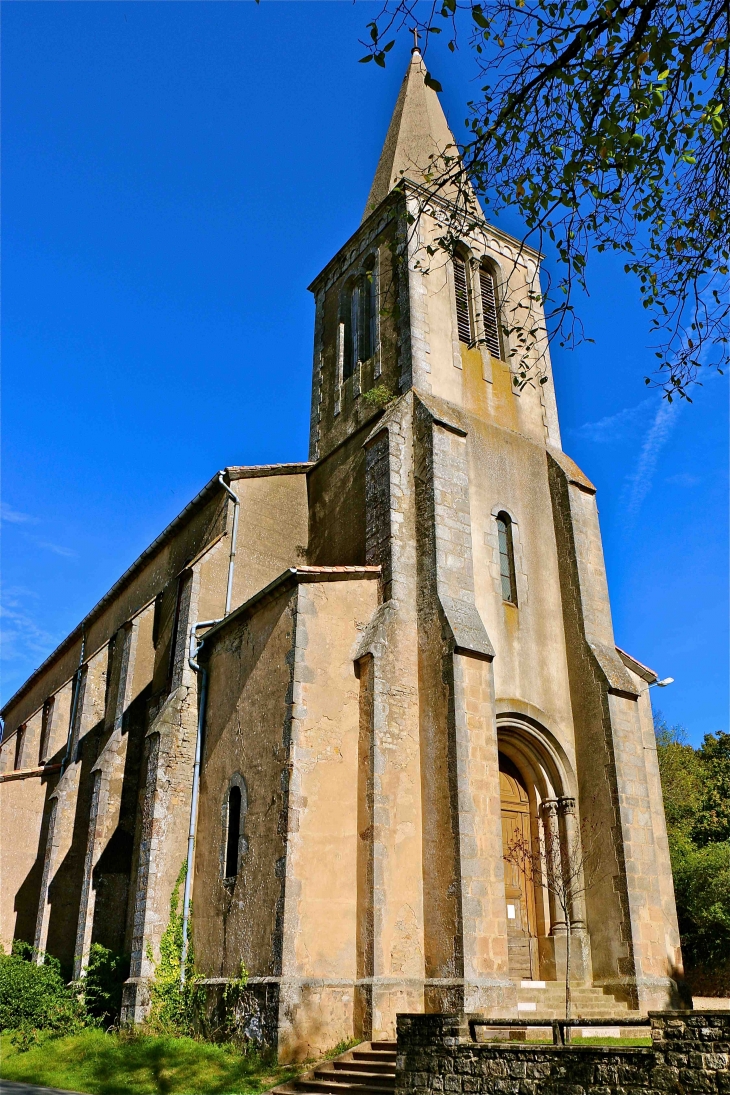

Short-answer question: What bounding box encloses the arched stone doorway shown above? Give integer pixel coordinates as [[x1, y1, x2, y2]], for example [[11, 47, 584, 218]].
[[497, 719, 588, 983]]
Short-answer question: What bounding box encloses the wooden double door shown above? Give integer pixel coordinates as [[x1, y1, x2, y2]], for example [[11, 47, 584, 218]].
[[499, 756, 538, 980]]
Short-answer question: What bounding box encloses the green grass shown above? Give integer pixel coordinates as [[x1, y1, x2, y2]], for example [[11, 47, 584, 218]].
[[478, 1034, 652, 1047], [0, 1028, 302, 1094], [0, 1028, 654, 1094], [570, 1035, 652, 1046]]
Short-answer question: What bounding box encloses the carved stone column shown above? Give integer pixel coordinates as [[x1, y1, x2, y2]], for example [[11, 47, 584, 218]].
[[557, 796, 587, 930], [554, 795, 591, 982], [540, 799, 566, 934]]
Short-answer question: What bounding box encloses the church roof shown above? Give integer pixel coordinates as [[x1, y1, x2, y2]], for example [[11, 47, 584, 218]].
[[0, 462, 312, 717], [363, 48, 460, 222]]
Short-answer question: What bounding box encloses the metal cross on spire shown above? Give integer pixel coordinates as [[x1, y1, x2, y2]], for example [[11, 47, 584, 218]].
[[411, 26, 420, 52]]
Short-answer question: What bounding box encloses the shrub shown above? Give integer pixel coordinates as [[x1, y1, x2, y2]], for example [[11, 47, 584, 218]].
[[147, 863, 204, 1036], [146, 862, 249, 1042], [0, 942, 87, 1048], [83, 944, 129, 1027], [670, 833, 730, 968], [656, 717, 730, 987], [692, 731, 730, 846], [362, 385, 395, 409]]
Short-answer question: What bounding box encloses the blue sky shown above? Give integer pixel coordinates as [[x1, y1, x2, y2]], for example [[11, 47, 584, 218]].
[[2, 2, 727, 744]]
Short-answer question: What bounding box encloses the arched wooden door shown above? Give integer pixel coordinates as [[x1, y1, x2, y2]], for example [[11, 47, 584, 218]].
[[499, 755, 537, 979]]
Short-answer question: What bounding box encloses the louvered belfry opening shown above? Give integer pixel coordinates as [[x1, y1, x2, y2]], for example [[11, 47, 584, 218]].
[[360, 256, 377, 363], [453, 255, 472, 344], [480, 266, 502, 359], [342, 281, 358, 381], [341, 260, 377, 379]]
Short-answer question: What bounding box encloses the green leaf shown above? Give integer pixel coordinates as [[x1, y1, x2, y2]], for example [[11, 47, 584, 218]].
[[424, 73, 443, 92]]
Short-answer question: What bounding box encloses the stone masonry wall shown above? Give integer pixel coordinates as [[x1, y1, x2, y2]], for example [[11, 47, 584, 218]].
[[396, 1011, 730, 1095]]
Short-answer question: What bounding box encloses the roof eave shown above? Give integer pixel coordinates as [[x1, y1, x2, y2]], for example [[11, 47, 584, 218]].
[[197, 565, 381, 652], [0, 463, 312, 718], [616, 646, 659, 685]]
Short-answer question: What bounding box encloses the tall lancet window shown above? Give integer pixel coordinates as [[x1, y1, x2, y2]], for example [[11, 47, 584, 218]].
[[496, 512, 518, 605], [452, 255, 472, 344], [480, 265, 502, 359], [225, 784, 242, 879], [14, 725, 26, 770]]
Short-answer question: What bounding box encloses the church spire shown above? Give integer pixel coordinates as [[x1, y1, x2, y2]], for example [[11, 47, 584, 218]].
[[362, 48, 460, 222]]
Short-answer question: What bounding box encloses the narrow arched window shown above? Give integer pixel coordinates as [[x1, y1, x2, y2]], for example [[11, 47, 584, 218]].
[[225, 785, 242, 878], [359, 257, 377, 362], [340, 281, 357, 382], [14, 725, 27, 770], [39, 698, 55, 766], [453, 255, 472, 344], [480, 265, 502, 359], [496, 512, 518, 605]]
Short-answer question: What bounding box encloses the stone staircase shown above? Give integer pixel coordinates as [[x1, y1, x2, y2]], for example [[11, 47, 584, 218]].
[[516, 980, 635, 1019], [274, 1041, 397, 1095], [273, 987, 635, 1095]]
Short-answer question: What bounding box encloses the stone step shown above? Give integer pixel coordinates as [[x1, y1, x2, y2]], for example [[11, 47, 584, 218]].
[[351, 1052, 397, 1063], [517, 983, 632, 1003], [517, 994, 630, 1001], [315, 1070, 395, 1088], [518, 986, 624, 993], [517, 1003, 623, 1006], [291, 1082, 394, 1095], [332, 1061, 395, 1074], [512, 981, 636, 1020], [273, 1042, 397, 1095], [516, 1001, 631, 1008]]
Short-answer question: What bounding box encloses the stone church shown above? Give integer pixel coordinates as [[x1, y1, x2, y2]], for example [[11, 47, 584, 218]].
[[0, 49, 685, 1060]]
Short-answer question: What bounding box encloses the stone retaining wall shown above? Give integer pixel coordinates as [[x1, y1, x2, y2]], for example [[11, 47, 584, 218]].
[[396, 1011, 730, 1095]]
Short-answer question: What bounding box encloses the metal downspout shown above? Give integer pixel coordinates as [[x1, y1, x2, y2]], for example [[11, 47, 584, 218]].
[[180, 471, 239, 985], [180, 620, 217, 984], [217, 472, 240, 616]]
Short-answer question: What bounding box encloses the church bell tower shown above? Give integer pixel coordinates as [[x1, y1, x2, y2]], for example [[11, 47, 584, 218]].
[[300, 45, 684, 1043]]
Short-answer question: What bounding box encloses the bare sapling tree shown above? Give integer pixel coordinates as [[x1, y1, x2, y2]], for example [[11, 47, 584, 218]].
[[503, 802, 604, 1024]]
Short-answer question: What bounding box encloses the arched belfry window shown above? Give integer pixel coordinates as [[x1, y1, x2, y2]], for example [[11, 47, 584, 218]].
[[452, 254, 472, 344], [341, 280, 358, 382], [360, 255, 377, 363], [496, 512, 518, 605], [223, 776, 247, 881], [479, 264, 502, 359], [340, 261, 378, 382]]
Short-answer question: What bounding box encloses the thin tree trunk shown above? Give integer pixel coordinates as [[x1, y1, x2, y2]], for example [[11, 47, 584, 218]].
[[565, 923, 572, 1030]]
